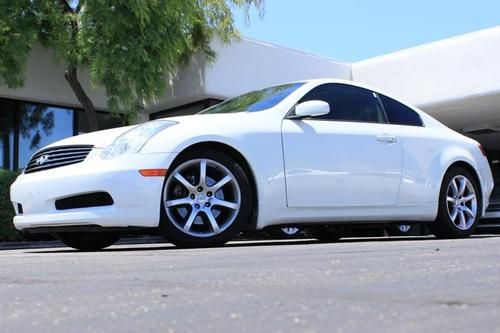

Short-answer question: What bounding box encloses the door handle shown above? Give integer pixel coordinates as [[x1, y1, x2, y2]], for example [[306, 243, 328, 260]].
[[376, 134, 398, 143]]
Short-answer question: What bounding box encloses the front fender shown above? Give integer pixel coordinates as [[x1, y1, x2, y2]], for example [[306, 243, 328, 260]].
[[140, 114, 288, 209]]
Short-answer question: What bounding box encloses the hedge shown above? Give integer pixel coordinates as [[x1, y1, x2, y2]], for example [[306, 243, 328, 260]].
[[0, 170, 23, 241]]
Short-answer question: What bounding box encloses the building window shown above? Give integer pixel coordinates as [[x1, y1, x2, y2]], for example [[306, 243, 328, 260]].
[[0, 97, 124, 171], [150, 99, 222, 120], [0, 103, 15, 169], [18, 105, 75, 169], [77, 110, 124, 134]]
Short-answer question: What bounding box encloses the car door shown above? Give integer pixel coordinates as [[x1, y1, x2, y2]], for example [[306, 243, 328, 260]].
[[281, 83, 403, 207], [376, 93, 436, 205]]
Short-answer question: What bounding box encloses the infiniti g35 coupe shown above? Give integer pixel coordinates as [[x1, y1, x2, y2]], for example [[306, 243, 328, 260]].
[[10, 79, 494, 250]]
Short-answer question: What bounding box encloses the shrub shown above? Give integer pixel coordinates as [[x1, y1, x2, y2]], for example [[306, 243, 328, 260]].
[[0, 170, 23, 242]]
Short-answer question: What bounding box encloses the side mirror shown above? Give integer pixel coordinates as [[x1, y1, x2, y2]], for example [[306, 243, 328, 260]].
[[293, 100, 330, 118]]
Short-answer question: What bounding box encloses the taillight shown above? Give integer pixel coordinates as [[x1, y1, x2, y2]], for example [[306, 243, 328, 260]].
[[478, 144, 487, 157]]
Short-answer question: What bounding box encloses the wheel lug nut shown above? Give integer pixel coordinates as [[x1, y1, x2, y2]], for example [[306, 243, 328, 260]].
[[207, 192, 212, 197], [197, 187, 203, 192], [194, 204, 200, 209], [205, 202, 211, 207], [190, 194, 195, 199]]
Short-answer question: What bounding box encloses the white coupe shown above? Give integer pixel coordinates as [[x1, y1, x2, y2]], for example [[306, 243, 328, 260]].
[[10, 79, 494, 250]]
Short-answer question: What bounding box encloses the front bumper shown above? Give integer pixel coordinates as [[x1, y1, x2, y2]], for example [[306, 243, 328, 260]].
[[10, 150, 176, 231]]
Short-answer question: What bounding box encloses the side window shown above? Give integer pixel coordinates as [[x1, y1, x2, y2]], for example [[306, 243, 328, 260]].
[[379, 94, 423, 127], [298, 84, 387, 123]]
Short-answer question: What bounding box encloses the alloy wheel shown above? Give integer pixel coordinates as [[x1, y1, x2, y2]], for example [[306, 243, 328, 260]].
[[163, 159, 241, 238], [281, 227, 300, 235], [396, 224, 412, 233], [446, 175, 477, 230]]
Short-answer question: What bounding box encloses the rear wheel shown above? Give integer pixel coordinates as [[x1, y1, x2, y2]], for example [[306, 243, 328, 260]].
[[57, 232, 119, 251], [387, 224, 415, 236], [160, 150, 252, 248], [267, 226, 302, 239], [430, 167, 481, 238]]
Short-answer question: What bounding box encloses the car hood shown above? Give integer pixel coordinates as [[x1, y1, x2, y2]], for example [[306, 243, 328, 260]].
[[159, 112, 253, 123], [42, 112, 269, 151], [44, 126, 136, 149]]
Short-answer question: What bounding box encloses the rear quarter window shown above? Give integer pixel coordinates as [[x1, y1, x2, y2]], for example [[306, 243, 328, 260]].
[[379, 94, 423, 127]]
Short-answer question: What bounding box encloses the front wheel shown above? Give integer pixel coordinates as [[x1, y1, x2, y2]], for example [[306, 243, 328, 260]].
[[430, 167, 481, 238], [57, 232, 120, 251], [159, 150, 253, 248]]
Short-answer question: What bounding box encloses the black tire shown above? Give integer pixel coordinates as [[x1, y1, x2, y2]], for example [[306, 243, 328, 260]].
[[306, 225, 344, 242], [267, 226, 303, 239], [159, 149, 253, 248], [430, 167, 482, 239], [57, 232, 120, 251]]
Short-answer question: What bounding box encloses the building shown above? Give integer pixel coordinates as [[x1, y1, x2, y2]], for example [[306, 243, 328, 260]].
[[1, 26, 499, 214]]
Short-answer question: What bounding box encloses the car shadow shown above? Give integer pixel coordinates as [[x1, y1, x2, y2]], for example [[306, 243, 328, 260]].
[[29, 239, 318, 253], [26, 234, 500, 254]]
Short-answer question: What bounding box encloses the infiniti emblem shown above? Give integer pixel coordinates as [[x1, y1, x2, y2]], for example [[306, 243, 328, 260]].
[[35, 155, 49, 166]]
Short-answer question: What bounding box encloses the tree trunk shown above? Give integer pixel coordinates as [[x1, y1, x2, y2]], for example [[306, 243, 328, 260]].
[[64, 68, 99, 132]]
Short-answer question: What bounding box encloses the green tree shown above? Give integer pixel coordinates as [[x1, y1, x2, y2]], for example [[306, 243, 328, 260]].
[[0, 0, 262, 131]]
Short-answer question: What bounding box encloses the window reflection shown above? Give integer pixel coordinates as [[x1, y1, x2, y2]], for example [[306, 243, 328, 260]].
[[18, 105, 74, 169], [150, 99, 222, 120], [77, 110, 124, 134], [1, 98, 125, 171]]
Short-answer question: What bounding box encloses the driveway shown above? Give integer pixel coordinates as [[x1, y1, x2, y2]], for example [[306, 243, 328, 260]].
[[1, 236, 500, 332]]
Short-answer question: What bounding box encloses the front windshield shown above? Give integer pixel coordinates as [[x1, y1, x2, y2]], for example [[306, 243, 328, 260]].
[[199, 82, 305, 114]]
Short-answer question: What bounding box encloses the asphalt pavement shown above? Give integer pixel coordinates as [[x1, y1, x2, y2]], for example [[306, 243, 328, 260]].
[[1, 236, 500, 333]]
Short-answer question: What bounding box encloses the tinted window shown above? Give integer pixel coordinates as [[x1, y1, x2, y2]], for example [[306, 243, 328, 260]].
[[379, 94, 423, 126], [200, 83, 304, 114], [298, 84, 386, 123]]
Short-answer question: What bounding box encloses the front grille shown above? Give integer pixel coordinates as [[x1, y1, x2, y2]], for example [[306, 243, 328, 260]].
[[25, 145, 94, 174], [55, 192, 114, 210]]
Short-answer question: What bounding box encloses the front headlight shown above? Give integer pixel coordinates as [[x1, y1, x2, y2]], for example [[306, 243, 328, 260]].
[[101, 120, 176, 159]]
